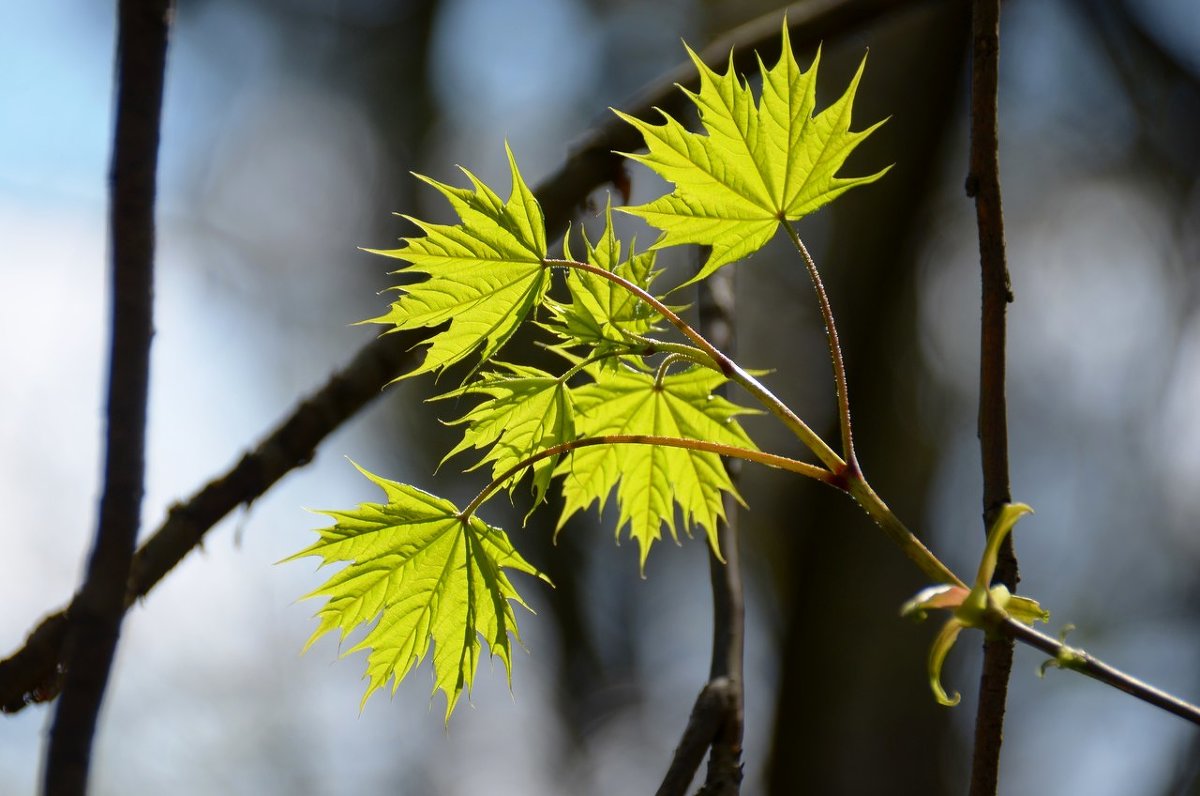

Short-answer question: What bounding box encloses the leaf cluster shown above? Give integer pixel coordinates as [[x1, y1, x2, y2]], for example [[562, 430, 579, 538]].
[[289, 22, 888, 718]]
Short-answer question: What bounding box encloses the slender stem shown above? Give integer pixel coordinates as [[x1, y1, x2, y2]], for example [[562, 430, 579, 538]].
[[44, 1, 171, 793], [845, 474, 965, 587], [557, 348, 646, 382], [967, 1, 1018, 792], [783, 221, 857, 469], [633, 338, 718, 369], [1003, 620, 1200, 726], [545, 258, 731, 370], [725, 360, 845, 474], [654, 353, 692, 388], [458, 435, 838, 521], [547, 257, 845, 472]]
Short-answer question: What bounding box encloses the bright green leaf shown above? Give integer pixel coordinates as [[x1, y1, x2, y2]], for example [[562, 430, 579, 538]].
[[902, 501, 1048, 708], [367, 144, 549, 378], [435, 363, 574, 505], [928, 618, 965, 707], [554, 365, 757, 569], [545, 203, 664, 353], [286, 464, 547, 721], [616, 22, 889, 282]]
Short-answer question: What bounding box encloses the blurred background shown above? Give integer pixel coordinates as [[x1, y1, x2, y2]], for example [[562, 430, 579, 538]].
[[2, 0, 1198, 793]]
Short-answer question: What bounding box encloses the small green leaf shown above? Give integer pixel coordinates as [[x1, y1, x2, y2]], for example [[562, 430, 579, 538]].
[[436, 363, 574, 505], [554, 365, 757, 569], [546, 203, 664, 353], [929, 619, 965, 707], [973, 503, 1033, 592], [368, 144, 549, 378], [286, 464, 547, 721], [616, 22, 889, 282], [901, 501, 1047, 708]]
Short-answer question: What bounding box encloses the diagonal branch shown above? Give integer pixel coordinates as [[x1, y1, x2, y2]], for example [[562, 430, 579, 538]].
[[0, 0, 943, 717], [43, 1, 171, 793], [1, 332, 417, 714]]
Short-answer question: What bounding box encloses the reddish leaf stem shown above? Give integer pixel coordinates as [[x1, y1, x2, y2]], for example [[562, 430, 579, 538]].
[[783, 221, 857, 470], [545, 257, 844, 472], [457, 435, 837, 522]]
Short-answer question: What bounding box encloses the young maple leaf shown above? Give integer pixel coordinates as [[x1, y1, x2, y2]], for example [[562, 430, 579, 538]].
[[616, 22, 890, 282], [435, 362, 574, 505], [367, 144, 549, 379], [286, 465, 548, 721], [545, 203, 665, 353], [554, 365, 758, 570]]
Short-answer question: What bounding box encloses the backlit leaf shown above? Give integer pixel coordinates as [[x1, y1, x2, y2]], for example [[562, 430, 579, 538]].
[[436, 363, 574, 505], [546, 204, 664, 353], [287, 464, 546, 721], [554, 365, 757, 569], [368, 144, 549, 378], [616, 22, 889, 282]]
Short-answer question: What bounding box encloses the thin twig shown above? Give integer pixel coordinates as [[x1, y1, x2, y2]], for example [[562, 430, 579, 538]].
[[458, 435, 836, 522], [547, 258, 844, 471], [783, 221, 858, 470], [846, 475, 965, 587], [1003, 620, 1200, 726], [43, 1, 171, 793], [966, 2, 1018, 794], [656, 679, 737, 796], [697, 266, 744, 795]]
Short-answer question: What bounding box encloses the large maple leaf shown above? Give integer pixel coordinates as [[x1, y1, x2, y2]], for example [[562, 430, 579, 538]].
[[368, 144, 549, 378], [554, 365, 757, 569], [616, 23, 890, 281], [286, 465, 547, 720]]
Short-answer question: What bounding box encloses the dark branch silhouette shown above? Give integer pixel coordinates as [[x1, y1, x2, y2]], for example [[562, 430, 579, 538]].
[[966, 2, 1018, 794], [43, 1, 171, 793]]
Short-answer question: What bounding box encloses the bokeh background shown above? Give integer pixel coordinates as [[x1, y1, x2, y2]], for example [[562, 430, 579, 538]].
[[2, 0, 1199, 793]]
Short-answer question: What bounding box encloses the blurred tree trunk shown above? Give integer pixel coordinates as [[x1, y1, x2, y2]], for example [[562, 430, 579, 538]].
[[765, 5, 969, 793]]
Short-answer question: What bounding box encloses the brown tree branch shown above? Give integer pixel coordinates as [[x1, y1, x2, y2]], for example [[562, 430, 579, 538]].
[[1, 332, 417, 714], [966, 2, 1017, 795], [43, 1, 171, 793], [1, 0, 931, 720], [656, 678, 737, 796], [697, 269, 744, 795], [1003, 620, 1200, 726]]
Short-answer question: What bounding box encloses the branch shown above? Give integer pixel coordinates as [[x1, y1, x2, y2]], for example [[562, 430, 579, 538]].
[[43, 1, 170, 793], [0, 0, 944, 716], [697, 267, 744, 795], [655, 678, 737, 796], [1004, 620, 1200, 726], [0, 332, 417, 714], [966, 2, 1017, 794]]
